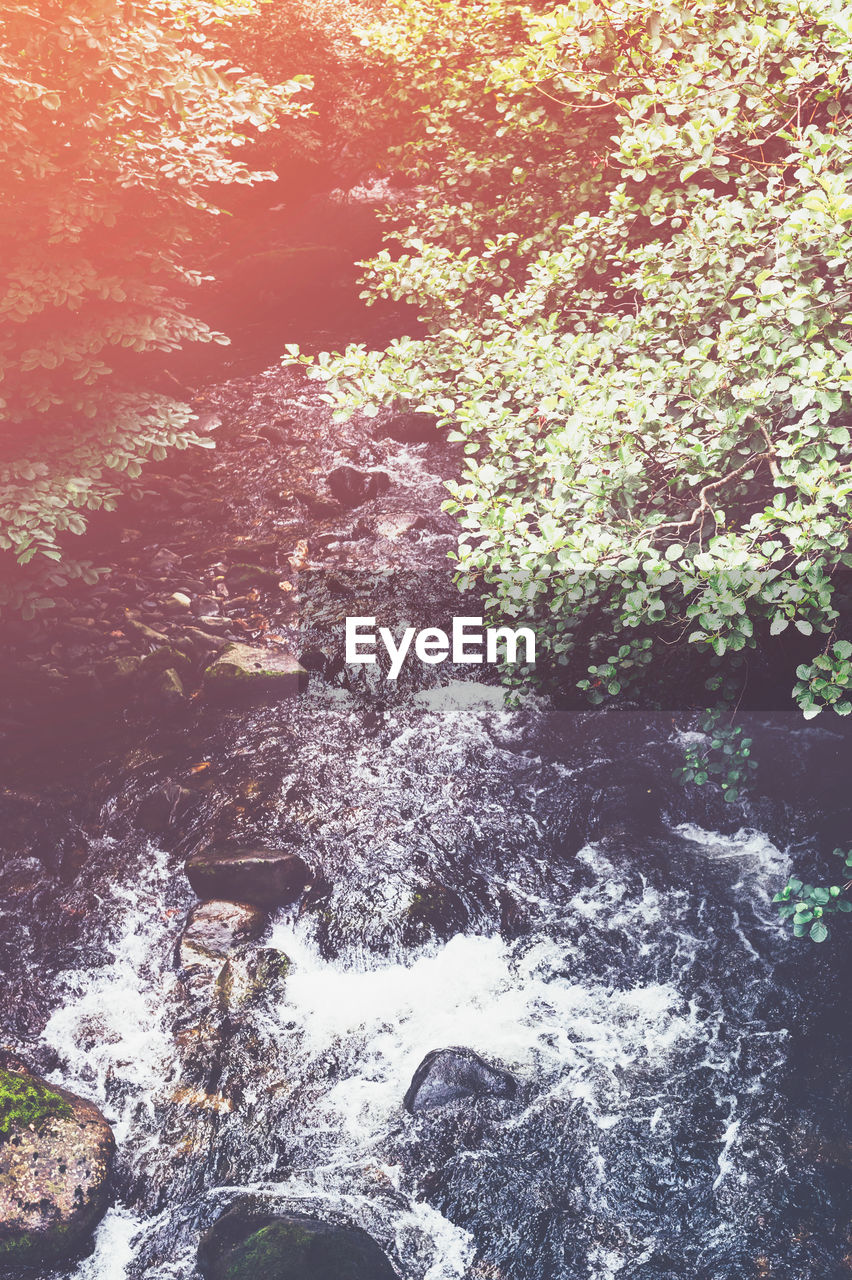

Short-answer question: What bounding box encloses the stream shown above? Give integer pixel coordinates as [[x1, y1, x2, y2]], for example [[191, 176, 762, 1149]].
[[4, 690, 852, 1279], [2, 188, 852, 1280]]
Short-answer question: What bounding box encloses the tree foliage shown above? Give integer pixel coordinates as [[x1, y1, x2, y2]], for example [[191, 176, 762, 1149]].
[[308, 0, 852, 719], [0, 0, 308, 615], [225, 0, 390, 185]]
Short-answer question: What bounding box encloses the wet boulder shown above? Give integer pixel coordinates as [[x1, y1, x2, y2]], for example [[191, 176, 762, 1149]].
[[375, 510, 428, 541], [203, 643, 307, 704], [402, 884, 469, 946], [186, 847, 311, 909], [216, 947, 291, 1011], [404, 1047, 517, 1114], [0, 1058, 115, 1267], [377, 411, 439, 444], [179, 900, 268, 970], [326, 465, 390, 508], [198, 1206, 397, 1280], [137, 782, 192, 835]]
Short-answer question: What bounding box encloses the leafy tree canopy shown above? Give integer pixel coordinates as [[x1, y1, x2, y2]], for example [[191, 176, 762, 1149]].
[[309, 0, 852, 720], [0, 0, 308, 615]]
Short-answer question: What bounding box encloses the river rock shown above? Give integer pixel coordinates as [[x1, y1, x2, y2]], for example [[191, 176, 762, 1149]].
[[203, 643, 307, 703], [94, 654, 143, 688], [179, 900, 268, 969], [137, 782, 191, 834], [124, 617, 171, 645], [186, 847, 311, 909], [216, 947, 291, 1011], [326, 465, 391, 508], [198, 1206, 397, 1280], [403, 1047, 518, 1113], [0, 1058, 115, 1267], [139, 645, 193, 680], [375, 510, 428, 540], [293, 487, 341, 518], [225, 563, 281, 593], [377, 411, 439, 443], [258, 418, 297, 445], [403, 884, 468, 945], [180, 626, 231, 656], [150, 666, 186, 710]]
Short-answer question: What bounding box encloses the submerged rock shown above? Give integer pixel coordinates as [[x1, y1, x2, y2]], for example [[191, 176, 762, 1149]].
[[582, 763, 667, 840], [326, 465, 391, 508], [402, 884, 468, 945], [179, 900, 268, 970], [198, 1206, 397, 1280], [217, 947, 291, 1011], [137, 782, 192, 835], [186, 847, 311, 909], [293, 487, 341, 518], [403, 1047, 518, 1113], [203, 643, 307, 703], [0, 1057, 115, 1267]]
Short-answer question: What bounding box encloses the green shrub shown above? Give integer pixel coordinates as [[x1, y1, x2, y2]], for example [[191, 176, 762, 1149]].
[[304, 0, 852, 718], [225, 0, 392, 183]]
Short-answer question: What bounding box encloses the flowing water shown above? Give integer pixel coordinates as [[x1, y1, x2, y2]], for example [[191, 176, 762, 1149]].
[[3, 684, 852, 1280]]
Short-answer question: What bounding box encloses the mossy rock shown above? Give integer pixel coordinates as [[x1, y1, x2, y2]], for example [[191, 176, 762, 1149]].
[[216, 948, 291, 1011], [0, 1058, 115, 1266], [198, 1207, 397, 1280], [149, 666, 186, 709], [403, 884, 469, 946], [93, 655, 143, 687], [225, 563, 282, 593], [0, 1068, 72, 1139], [139, 645, 194, 679], [203, 644, 307, 705]]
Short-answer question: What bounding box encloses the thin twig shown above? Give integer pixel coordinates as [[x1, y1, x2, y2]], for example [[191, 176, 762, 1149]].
[[757, 424, 780, 479]]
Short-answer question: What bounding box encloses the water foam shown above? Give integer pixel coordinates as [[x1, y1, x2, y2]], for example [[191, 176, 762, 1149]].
[[41, 839, 181, 1142]]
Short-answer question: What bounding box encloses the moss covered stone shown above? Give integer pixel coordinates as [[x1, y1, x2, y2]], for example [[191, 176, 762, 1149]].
[[198, 1207, 397, 1280], [0, 1060, 114, 1266], [225, 563, 282, 593], [203, 643, 307, 705]]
